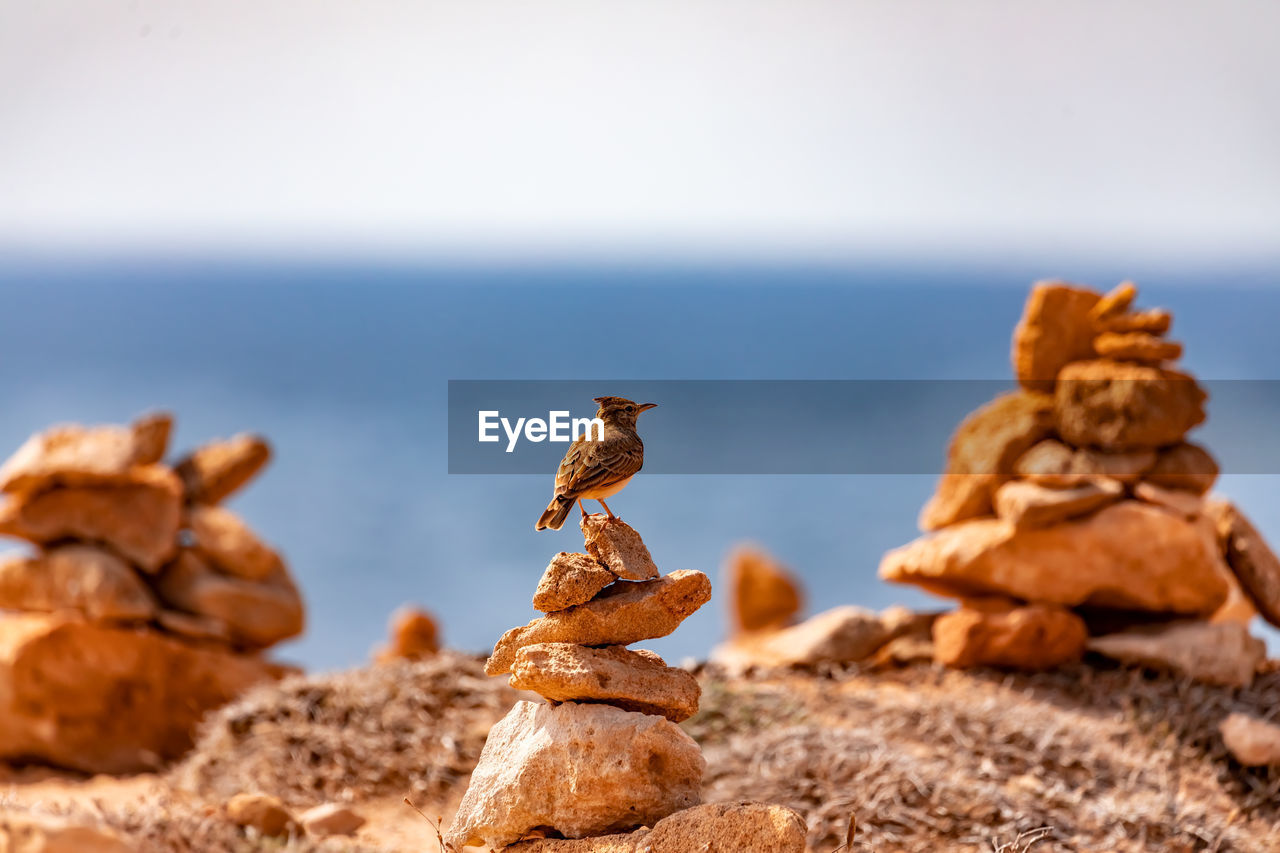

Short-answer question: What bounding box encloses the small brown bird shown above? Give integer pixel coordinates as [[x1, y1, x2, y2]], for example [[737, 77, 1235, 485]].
[[535, 396, 657, 531]]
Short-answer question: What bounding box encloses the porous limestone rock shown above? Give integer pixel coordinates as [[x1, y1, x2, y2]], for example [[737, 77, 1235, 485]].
[[300, 803, 366, 837], [509, 643, 700, 722], [444, 701, 704, 851], [226, 792, 297, 837], [1011, 281, 1101, 391], [0, 412, 172, 494], [0, 544, 156, 622], [933, 599, 1087, 670], [533, 552, 616, 612], [1054, 360, 1206, 451], [374, 605, 440, 662], [644, 801, 807, 853], [0, 465, 182, 571], [918, 391, 1055, 531], [0, 814, 134, 853], [1093, 332, 1182, 363], [1145, 442, 1218, 494], [175, 433, 271, 505], [725, 546, 802, 633], [880, 501, 1229, 615], [1096, 308, 1172, 335], [0, 613, 289, 773], [992, 478, 1122, 529], [1219, 713, 1280, 767], [486, 570, 711, 676], [503, 834, 645, 852], [1087, 620, 1265, 688], [1205, 500, 1280, 628], [188, 504, 283, 581], [710, 605, 902, 672], [1133, 481, 1203, 519], [1014, 439, 1155, 488], [580, 515, 659, 581]]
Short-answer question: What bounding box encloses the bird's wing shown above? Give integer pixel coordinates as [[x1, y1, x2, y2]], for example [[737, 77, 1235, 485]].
[[554, 436, 644, 498]]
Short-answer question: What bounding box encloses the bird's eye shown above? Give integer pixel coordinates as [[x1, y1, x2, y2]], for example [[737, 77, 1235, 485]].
[[625, 405, 634, 413]]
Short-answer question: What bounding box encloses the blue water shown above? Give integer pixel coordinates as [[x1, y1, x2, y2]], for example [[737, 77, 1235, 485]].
[[1, 255, 1277, 668]]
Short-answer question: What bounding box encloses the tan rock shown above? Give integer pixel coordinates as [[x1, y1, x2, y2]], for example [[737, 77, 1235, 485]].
[[1145, 442, 1218, 494], [175, 433, 271, 505], [1087, 620, 1264, 688], [509, 643, 700, 722], [486, 570, 711, 676], [187, 505, 283, 581], [153, 549, 304, 649], [226, 792, 297, 837], [1206, 500, 1280, 629], [918, 391, 1055, 530], [0, 613, 290, 773], [725, 546, 803, 633], [1133, 481, 1203, 519], [533, 552, 616, 612], [1088, 280, 1137, 324], [1096, 308, 1172, 335], [881, 501, 1229, 615], [710, 605, 899, 672], [0, 465, 182, 571], [1011, 281, 1101, 391], [444, 701, 704, 851], [869, 633, 936, 669], [0, 814, 133, 853], [0, 412, 173, 494], [1219, 713, 1280, 766], [1014, 439, 1155, 488], [300, 803, 366, 837], [1093, 331, 1183, 364], [933, 599, 1087, 670], [504, 832, 645, 852], [580, 515, 659, 581], [374, 606, 440, 662], [0, 544, 156, 622], [993, 478, 1122, 529], [1054, 360, 1206, 451]]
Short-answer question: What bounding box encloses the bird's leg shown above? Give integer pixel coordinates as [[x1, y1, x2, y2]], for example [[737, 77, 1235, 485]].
[[578, 499, 589, 518], [597, 499, 618, 521]]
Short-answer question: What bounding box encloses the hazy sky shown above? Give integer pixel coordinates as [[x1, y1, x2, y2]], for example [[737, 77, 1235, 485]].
[[2, 1, 1277, 261]]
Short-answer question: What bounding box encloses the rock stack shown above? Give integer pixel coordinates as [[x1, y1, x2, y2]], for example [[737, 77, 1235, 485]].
[[0, 412, 302, 773], [446, 516, 805, 853], [880, 281, 1279, 686]]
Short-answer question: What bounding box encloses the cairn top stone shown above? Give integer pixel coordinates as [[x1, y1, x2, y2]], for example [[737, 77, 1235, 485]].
[[533, 552, 616, 612], [580, 515, 659, 581]]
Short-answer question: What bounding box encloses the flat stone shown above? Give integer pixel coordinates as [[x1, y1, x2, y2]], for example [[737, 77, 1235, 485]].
[[1093, 331, 1182, 363], [1206, 500, 1280, 629], [710, 605, 896, 672], [0, 613, 290, 773], [504, 833, 645, 852], [1145, 442, 1218, 494], [1014, 439, 1155, 488], [725, 546, 803, 634], [933, 598, 1087, 670], [153, 548, 304, 649], [1133, 481, 1203, 519], [509, 643, 700, 722], [486, 570, 711, 676], [1011, 281, 1101, 391], [533, 552, 616, 612], [444, 701, 704, 851], [645, 802, 806, 853], [918, 391, 1055, 530], [226, 792, 297, 837], [300, 803, 366, 837], [0, 412, 172, 494], [0, 465, 182, 571], [1054, 360, 1207, 451], [0, 544, 156, 622], [188, 504, 283, 581], [580, 515, 659, 581], [175, 433, 271, 505], [1087, 620, 1265, 688], [156, 608, 233, 644], [993, 478, 1123, 529], [0, 814, 133, 853], [1087, 280, 1137, 324], [1096, 308, 1172, 335], [881, 501, 1229, 615], [1219, 713, 1280, 767], [374, 605, 440, 662]]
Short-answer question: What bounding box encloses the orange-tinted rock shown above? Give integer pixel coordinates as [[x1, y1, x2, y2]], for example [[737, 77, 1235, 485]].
[[918, 391, 1055, 531], [580, 515, 659, 581], [1054, 360, 1206, 450], [0, 412, 173, 494], [710, 605, 897, 672], [725, 546, 803, 634], [188, 505, 283, 581], [0, 544, 156, 622], [1145, 443, 1218, 494], [1093, 332, 1182, 364], [1096, 309, 1171, 335], [933, 599, 1086, 670], [226, 792, 297, 837], [645, 802, 807, 853], [533, 552, 616, 612], [509, 643, 700, 722], [1087, 620, 1264, 688], [1014, 439, 1155, 488], [1220, 713, 1280, 767], [1206, 500, 1280, 629], [1088, 281, 1137, 324], [374, 606, 440, 662], [156, 608, 233, 644], [0, 814, 133, 853], [992, 478, 1122, 529], [175, 433, 271, 505], [1133, 481, 1203, 519], [1011, 281, 1101, 391]]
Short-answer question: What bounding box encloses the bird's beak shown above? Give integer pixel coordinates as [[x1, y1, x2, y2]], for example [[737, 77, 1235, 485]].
[[638, 402, 658, 412]]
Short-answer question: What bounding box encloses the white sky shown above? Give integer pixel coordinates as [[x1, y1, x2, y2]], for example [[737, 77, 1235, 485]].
[[1, 1, 1277, 261]]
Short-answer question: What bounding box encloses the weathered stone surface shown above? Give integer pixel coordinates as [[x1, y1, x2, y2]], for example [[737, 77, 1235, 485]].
[[226, 792, 297, 837], [0, 613, 289, 773], [710, 605, 898, 672], [0, 412, 173, 494], [486, 571, 711, 676], [0, 814, 133, 853], [533, 552, 616, 612], [156, 608, 233, 643], [175, 433, 271, 505], [1093, 332, 1182, 363], [504, 833, 645, 852], [919, 391, 1055, 531], [1012, 281, 1101, 391], [1087, 620, 1264, 688], [646, 802, 806, 853], [1219, 713, 1280, 767], [444, 701, 704, 851], [881, 501, 1229, 615], [933, 599, 1087, 670], [1145, 442, 1218, 494], [1133, 481, 1203, 519], [0, 544, 156, 622], [153, 549, 304, 649], [0, 465, 182, 571], [1054, 360, 1207, 451], [1206, 500, 1280, 629], [187, 505, 283, 581], [580, 515, 659, 581], [725, 546, 803, 633], [510, 643, 700, 722], [993, 478, 1122, 529], [1096, 308, 1172, 335], [374, 605, 440, 662], [1014, 439, 1155, 488], [1088, 280, 1137, 324], [300, 803, 366, 837]]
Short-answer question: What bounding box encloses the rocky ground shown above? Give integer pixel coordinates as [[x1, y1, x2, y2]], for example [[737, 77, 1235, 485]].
[[3, 651, 1278, 852]]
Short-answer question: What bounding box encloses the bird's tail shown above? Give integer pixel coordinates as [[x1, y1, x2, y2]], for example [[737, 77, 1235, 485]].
[[536, 495, 574, 531]]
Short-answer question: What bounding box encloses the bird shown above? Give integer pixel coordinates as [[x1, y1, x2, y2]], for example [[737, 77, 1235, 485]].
[[535, 396, 657, 531]]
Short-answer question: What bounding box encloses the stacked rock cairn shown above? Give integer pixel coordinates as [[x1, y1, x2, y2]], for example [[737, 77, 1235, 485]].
[[0, 412, 302, 773], [880, 281, 1280, 687], [446, 515, 807, 852]]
